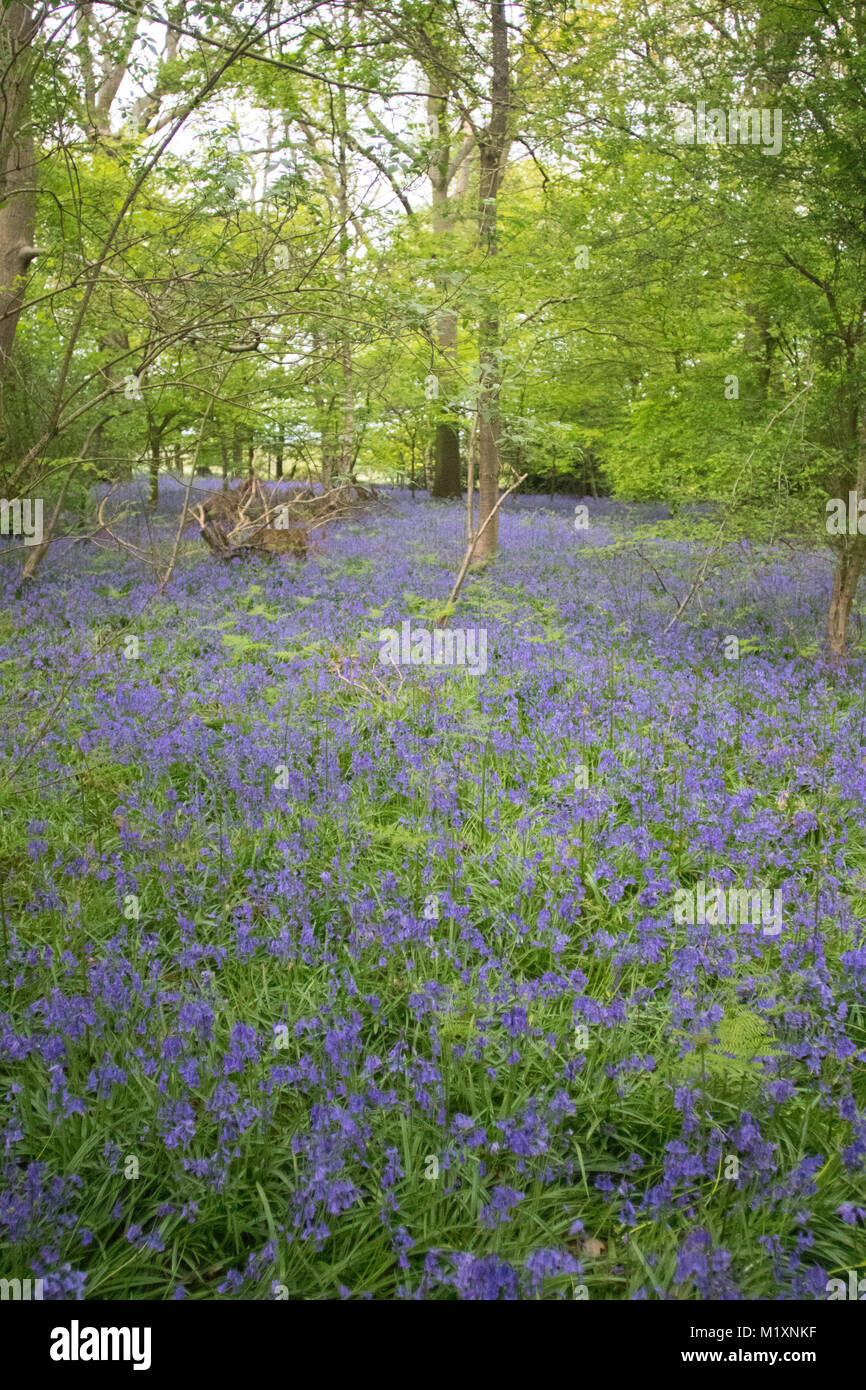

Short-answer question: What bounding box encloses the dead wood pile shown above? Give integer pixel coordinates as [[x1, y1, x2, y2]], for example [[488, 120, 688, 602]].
[[190, 477, 380, 561]]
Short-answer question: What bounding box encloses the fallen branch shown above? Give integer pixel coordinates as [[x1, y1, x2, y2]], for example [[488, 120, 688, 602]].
[[328, 652, 406, 704], [437, 473, 527, 629], [190, 476, 383, 561]]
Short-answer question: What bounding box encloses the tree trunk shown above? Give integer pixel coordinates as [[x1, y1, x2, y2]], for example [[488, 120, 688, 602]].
[[744, 302, 774, 399], [476, 321, 501, 560], [148, 430, 160, 506], [588, 454, 599, 500], [741, 45, 796, 406], [0, 4, 40, 455], [336, 60, 355, 478], [827, 402, 866, 664], [220, 435, 229, 489], [473, 0, 510, 564], [474, 175, 502, 562], [428, 82, 462, 498], [424, 440, 433, 491], [828, 537, 866, 666], [321, 426, 336, 489], [434, 417, 461, 498]]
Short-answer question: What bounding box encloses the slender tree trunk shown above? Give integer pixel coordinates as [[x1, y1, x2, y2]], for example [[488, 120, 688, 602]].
[[474, 181, 502, 560], [148, 429, 161, 506], [423, 440, 433, 491], [428, 82, 462, 498], [0, 3, 41, 463], [828, 538, 866, 665], [220, 435, 229, 489], [91, 328, 130, 476], [473, 0, 510, 564], [20, 463, 76, 579], [741, 43, 795, 405], [744, 302, 774, 399], [310, 326, 336, 488], [827, 398, 866, 664], [466, 415, 476, 542], [321, 419, 336, 489], [336, 59, 354, 478]]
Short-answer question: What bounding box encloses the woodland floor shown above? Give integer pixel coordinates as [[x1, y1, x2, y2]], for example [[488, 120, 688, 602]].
[[1, 487, 865, 1299]]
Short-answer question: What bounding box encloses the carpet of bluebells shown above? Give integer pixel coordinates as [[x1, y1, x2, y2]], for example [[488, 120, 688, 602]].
[[1, 482, 865, 1301]]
